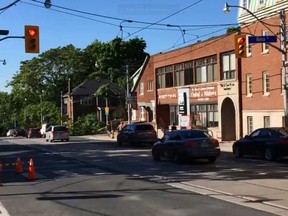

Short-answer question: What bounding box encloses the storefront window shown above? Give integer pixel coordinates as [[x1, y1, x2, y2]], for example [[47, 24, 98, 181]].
[[190, 104, 218, 128], [169, 105, 179, 125]]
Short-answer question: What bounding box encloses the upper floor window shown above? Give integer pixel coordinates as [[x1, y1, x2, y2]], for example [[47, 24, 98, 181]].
[[246, 74, 252, 96], [259, 0, 265, 4], [243, 0, 249, 9], [147, 80, 153, 91], [221, 52, 236, 80], [262, 31, 269, 53], [263, 71, 270, 95], [139, 82, 144, 95], [195, 56, 217, 84]]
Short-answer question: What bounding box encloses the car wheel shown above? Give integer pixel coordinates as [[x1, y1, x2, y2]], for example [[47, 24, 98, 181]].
[[46, 139, 48, 142], [207, 157, 217, 164], [50, 139, 53, 143], [152, 148, 160, 161], [233, 145, 243, 158], [265, 148, 275, 161], [66, 139, 69, 142]]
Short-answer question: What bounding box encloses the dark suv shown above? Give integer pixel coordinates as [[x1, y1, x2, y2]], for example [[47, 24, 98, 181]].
[[117, 123, 157, 146]]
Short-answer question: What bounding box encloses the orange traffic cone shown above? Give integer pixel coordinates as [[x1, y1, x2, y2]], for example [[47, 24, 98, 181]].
[[26, 158, 36, 181], [15, 157, 23, 174]]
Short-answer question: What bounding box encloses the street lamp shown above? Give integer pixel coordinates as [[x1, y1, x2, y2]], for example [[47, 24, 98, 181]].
[[224, 2, 287, 126], [0, 59, 6, 65]]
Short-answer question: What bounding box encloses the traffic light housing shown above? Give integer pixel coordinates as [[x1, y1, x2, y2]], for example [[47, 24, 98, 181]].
[[25, 25, 39, 53], [234, 34, 247, 58]]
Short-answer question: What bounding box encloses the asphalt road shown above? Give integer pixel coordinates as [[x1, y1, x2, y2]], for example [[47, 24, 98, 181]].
[[0, 136, 281, 216]]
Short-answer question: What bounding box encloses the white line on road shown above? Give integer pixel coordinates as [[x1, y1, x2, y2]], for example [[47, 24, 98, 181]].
[[0, 202, 10, 216]]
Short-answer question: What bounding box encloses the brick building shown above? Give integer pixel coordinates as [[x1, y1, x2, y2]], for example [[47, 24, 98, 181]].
[[131, 0, 288, 141]]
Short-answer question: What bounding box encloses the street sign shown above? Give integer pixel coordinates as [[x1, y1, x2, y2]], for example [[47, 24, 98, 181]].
[[248, 36, 277, 43]]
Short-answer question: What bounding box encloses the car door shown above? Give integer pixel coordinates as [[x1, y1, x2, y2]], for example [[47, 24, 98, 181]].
[[242, 129, 261, 155], [254, 129, 272, 155], [120, 125, 132, 145]]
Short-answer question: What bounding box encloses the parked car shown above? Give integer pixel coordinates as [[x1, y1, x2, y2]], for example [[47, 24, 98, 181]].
[[27, 128, 41, 138], [40, 123, 51, 138], [152, 129, 220, 163], [14, 129, 28, 137], [233, 127, 288, 161], [6, 129, 16, 137], [45, 125, 69, 142], [117, 123, 157, 146]]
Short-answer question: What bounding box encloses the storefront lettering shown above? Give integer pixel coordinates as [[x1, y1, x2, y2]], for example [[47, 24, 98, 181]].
[[159, 94, 177, 99], [190, 86, 217, 99]]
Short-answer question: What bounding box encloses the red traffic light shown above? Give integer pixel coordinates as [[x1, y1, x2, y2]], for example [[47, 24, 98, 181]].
[[25, 25, 40, 53], [234, 34, 248, 58], [28, 29, 37, 37]]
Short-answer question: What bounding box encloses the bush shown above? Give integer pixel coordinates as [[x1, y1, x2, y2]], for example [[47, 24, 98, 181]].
[[68, 114, 106, 136]]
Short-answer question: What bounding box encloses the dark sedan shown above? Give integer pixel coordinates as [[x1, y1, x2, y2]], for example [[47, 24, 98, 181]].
[[152, 129, 220, 163], [232, 127, 288, 161], [117, 123, 158, 146]]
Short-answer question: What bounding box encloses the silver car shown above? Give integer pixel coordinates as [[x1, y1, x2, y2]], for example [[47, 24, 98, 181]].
[[45, 125, 69, 142]]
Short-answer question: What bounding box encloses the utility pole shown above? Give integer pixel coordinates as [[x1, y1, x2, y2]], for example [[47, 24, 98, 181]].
[[60, 91, 63, 125], [280, 9, 288, 127], [126, 64, 131, 124]]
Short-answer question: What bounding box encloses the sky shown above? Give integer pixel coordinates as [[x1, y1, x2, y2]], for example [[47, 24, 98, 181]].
[[0, 0, 239, 93]]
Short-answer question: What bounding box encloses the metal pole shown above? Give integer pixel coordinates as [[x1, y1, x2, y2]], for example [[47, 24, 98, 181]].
[[105, 95, 109, 126], [60, 91, 63, 125], [280, 9, 288, 127], [126, 65, 131, 124], [40, 95, 43, 125]]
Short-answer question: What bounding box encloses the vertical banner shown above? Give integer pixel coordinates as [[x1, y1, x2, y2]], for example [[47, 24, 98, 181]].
[[178, 88, 190, 128]]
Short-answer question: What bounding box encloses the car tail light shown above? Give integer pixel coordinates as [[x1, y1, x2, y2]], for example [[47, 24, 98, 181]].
[[185, 141, 197, 147], [280, 137, 288, 144], [211, 139, 219, 146]]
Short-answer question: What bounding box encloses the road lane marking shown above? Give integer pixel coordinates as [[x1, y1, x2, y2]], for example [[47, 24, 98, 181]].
[[0, 201, 10, 216]]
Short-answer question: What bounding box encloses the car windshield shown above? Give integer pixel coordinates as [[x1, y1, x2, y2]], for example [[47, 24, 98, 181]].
[[135, 124, 154, 131], [180, 130, 210, 139], [54, 126, 67, 132]]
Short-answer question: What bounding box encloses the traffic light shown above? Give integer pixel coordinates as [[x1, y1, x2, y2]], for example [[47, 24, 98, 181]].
[[25, 25, 39, 53], [234, 34, 247, 58]]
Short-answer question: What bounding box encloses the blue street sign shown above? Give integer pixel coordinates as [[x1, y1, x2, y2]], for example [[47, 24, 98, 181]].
[[249, 36, 277, 43]]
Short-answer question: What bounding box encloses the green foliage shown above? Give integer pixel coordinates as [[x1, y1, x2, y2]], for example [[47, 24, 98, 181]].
[[1, 37, 147, 133], [227, 27, 240, 34], [69, 113, 106, 136]]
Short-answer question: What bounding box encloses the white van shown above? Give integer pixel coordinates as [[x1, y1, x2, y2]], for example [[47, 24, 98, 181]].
[[40, 123, 51, 137]]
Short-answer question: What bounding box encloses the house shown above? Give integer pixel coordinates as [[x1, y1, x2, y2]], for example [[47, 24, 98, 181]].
[[63, 79, 125, 122]]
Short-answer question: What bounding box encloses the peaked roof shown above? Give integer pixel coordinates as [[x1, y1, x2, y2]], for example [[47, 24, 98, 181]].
[[131, 55, 150, 92], [64, 79, 124, 97]]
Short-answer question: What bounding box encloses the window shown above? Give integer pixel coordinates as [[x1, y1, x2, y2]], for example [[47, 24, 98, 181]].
[[169, 105, 178, 125], [259, 0, 265, 4], [243, 0, 248, 8], [195, 56, 217, 84], [246, 74, 252, 96], [247, 116, 253, 135], [221, 52, 236, 80], [264, 116, 270, 127], [147, 80, 153, 91], [190, 104, 218, 127], [174, 64, 184, 86], [262, 31, 269, 53], [263, 71, 270, 95], [139, 82, 144, 95], [184, 61, 194, 85]]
